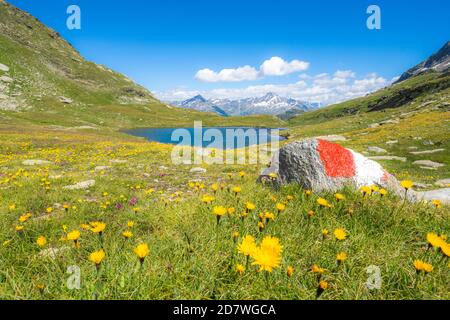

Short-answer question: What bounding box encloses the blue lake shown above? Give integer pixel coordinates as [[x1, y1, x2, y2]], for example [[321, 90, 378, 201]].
[[125, 127, 286, 149]]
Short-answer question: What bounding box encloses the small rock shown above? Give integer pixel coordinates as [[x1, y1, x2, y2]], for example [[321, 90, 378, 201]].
[[423, 140, 434, 146], [368, 123, 380, 128], [190, 167, 207, 173], [94, 166, 111, 171], [0, 75, 13, 83], [408, 146, 418, 150], [410, 149, 444, 155], [159, 166, 169, 170], [0, 63, 9, 72], [110, 159, 128, 164], [379, 118, 400, 125], [416, 188, 450, 205], [315, 135, 347, 142], [414, 183, 432, 189], [63, 180, 96, 190], [369, 156, 407, 162], [386, 140, 398, 145], [59, 96, 73, 104], [435, 179, 450, 187], [22, 159, 52, 166], [413, 160, 444, 168], [368, 146, 387, 154]]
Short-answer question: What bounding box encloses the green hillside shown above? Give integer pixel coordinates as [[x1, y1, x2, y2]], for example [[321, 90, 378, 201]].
[[0, 1, 283, 131]]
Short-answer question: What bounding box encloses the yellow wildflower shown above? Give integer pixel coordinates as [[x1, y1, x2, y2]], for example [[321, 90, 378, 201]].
[[334, 228, 347, 241], [36, 236, 47, 247]]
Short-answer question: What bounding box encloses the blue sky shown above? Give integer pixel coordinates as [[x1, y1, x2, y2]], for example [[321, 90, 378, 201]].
[[7, 0, 450, 104]]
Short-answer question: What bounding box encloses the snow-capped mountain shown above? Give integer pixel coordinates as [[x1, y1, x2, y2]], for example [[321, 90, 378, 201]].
[[171, 93, 320, 117]]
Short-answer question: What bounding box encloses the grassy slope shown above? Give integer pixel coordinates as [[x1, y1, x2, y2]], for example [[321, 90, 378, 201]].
[[287, 73, 450, 185]]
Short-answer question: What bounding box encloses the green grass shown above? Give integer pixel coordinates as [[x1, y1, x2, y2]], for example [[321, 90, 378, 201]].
[[0, 129, 449, 300]]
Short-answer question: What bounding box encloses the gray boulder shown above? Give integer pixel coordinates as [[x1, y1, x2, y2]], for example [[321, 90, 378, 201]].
[[259, 139, 406, 197]]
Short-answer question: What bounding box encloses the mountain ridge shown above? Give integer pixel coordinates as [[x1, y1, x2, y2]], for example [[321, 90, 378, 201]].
[[396, 41, 450, 83], [171, 92, 320, 117]]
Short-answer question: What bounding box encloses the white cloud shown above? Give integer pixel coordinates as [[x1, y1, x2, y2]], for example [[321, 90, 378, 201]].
[[334, 70, 356, 79], [260, 56, 309, 76], [195, 56, 309, 83], [157, 70, 391, 106], [195, 65, 259, 82]]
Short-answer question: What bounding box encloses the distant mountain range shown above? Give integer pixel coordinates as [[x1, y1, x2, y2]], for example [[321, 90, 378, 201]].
[[171, 93, 321, 118], [395, 41, 450, 83]]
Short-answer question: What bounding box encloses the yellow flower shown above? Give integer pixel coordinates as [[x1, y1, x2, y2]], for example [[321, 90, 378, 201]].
[[334, 228, 347, 241], [237, 235, 257, 257], [258, 221, 265, 231], [264, 212, 275, 221], [334, 193, 345, 201], [322, 229, 329, 237], [336, 252, 348, 262], [227, 207, 236, 215], [432, 200, 442, 208], [318, 280, 328, 290], [400, 180, 414, 190], [440, 243, 450, 258], [245, 202, 256, 212], [36, 236, 47, 247], [201, 194, 215, 204], [239, 171, 246, 178], [89, 250, 105, 266], [311, 264, 325, 274], [213, 206, 227, 216], [379, 188, 388, 196], [251, 236, 283, 272], [305, 190, 312, 197], [427, 232, 445, 248], [317, 198, 332, 208], [269, 172, 278, 180], [90, 222, 106, 234], [3, 239, 12, 247], [307, 210, 315, 218], [122, 230, 133, 239], [286, 195, 294, 201], [15, 225, 24, 232], [276, 203, 286, 212], [46, 207, 53, 214], [232, 231, 240, 240], [235, 264, 245, 275], [287, 266, 294, 277], [360, 186, 372, 196], [134, 243, 149, 263], [414, 260, 433, 273], [18, 213, 32, 223], [127, 221, 135, 228], [9, 204, 16, 211], [67, 230, 81, 241], [232, 186, 242, 195], [211, 183, 219, 192]]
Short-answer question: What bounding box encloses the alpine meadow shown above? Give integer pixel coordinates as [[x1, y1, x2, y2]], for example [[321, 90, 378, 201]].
[[0, 0, 449, 301]]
